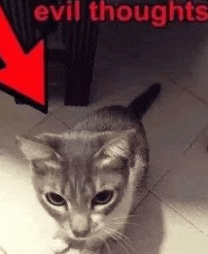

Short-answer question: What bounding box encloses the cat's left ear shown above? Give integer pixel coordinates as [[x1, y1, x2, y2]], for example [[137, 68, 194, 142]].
[[16, 133, 62, 161]]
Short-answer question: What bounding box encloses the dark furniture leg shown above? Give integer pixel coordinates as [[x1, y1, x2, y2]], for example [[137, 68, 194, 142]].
[[2, 0, 99, 107], [61, 0, 99, 106]]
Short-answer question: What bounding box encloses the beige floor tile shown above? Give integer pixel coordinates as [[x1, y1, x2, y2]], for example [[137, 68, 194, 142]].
[[143, 82, 208, 188], [0, 91, 15, 106], [0, 97, 66, 150], [153, 127, 208, 236], [0, 97, 46, 132], [54, 105, 96, 128], [25, 115, 69, 137], [0, 125, 25, 149], [107, 193, 208, 254]]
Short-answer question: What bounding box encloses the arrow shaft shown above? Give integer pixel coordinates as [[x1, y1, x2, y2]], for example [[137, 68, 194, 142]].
[[0, 6, 46, 107], [0, 6, 23, 62]]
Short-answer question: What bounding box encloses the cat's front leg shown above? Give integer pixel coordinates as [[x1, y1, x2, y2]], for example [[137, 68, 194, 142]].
[[51, 230, 71, 254], [53, 247, 100, 254], [80, 241, 104, 254], [50, 238, 70, 254]]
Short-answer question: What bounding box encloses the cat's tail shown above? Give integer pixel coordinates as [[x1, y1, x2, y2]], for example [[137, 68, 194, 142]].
[[128, 83, 161, 119]]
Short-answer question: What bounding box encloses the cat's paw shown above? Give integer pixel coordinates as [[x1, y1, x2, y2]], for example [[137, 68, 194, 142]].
[[81, 245, 102, 254], [67, 249, 81, 254], [50, 238, 70, 254]]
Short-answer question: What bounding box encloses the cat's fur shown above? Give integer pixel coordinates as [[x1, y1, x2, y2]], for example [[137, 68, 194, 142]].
[[17, 83, 161, 254]]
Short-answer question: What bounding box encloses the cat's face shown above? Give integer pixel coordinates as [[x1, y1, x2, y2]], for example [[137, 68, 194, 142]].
[[17, 131, 138, 241]]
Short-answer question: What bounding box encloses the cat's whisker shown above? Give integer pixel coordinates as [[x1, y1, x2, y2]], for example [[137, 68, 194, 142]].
[[106, 227, 132, 245], [104, 239, 112, 254], [96, 234, 111, 254], [106, 228, 126, 241], [105, 229, 131, 254], [105, 230, 126, 251], [111, 221, 141, 227], [112, 215, 140, 220], [105, 228, 134, 254], [132, 184, 141, 189]]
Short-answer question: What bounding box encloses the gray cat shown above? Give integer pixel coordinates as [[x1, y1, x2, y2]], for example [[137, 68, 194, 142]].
[[17, 83, 161, 254]]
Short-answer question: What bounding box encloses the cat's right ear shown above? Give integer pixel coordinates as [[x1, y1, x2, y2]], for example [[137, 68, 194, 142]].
[[16, 135, 61, 161]]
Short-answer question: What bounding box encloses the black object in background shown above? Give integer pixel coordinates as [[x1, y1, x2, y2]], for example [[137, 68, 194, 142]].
[[0, 0, 99, 107]]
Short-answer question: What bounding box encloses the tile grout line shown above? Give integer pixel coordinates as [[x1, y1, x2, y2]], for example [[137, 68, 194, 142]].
[[130, 190, 150, 214], [23, 113, 52, 136], [53, 114, 72, 129], [148, 167, 173, 192], [149, 190, 208, 237], [171, 77, 208, 106], [182, 125, 208, 155]]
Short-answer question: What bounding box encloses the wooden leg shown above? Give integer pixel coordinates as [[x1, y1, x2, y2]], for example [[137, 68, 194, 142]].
[[64, 72, 92, 106], [3, 0, 98, 107], [61, 0, 99, 106]]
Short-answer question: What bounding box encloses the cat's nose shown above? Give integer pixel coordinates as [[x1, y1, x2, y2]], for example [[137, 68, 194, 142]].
[[71, 213, 90, 238]]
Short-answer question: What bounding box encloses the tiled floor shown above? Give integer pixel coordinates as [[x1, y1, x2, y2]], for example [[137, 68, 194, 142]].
[[1, 18, 208, 254]]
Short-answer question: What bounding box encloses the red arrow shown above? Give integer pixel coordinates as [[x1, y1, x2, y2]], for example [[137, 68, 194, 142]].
[[0, 5, 45, 106]]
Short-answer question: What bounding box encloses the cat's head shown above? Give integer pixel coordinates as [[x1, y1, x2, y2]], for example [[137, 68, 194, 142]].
[[16, 130, 144, 241]]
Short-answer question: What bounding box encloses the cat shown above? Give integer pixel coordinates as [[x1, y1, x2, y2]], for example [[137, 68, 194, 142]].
[[16, 83, 161, 254]]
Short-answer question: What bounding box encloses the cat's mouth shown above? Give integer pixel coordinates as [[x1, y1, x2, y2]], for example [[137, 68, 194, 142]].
[[70, 228, 105, 241]]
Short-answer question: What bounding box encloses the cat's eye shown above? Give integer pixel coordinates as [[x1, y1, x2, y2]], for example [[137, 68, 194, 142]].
[[45, 192, 66, 206], [92, 190, 114, 206]]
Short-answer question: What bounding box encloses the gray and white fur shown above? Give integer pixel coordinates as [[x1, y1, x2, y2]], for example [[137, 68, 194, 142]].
[[17, 83, 161, 254]]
